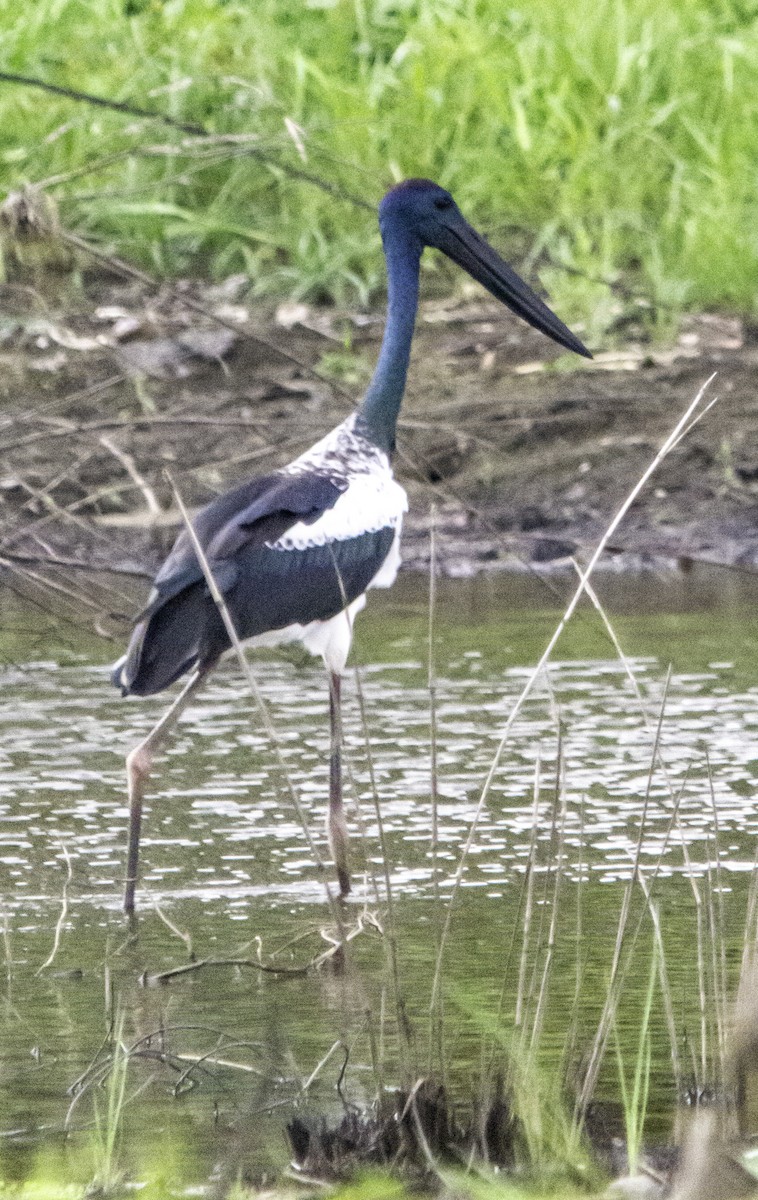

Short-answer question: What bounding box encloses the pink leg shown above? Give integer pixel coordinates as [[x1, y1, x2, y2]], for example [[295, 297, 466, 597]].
[[123, 665, 214, 913]]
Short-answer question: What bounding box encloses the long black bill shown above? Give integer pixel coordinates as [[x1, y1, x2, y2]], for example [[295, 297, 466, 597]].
[[434, 216, 591, 359]]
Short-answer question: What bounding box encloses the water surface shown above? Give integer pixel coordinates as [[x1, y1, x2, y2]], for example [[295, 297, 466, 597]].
[[2, 566, 758, 1185]]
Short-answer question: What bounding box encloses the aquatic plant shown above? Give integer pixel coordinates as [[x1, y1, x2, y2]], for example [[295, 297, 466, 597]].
[[88, 1019, 129, 1195]]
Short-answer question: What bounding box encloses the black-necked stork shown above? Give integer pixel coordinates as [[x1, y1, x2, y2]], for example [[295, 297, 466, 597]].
[[113, 178, 590, 913]]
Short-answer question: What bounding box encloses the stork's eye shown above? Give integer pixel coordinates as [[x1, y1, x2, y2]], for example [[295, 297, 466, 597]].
[[433, 195, 453, 211]]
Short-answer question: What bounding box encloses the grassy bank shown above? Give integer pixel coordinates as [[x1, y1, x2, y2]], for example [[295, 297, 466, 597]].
[[1, 0, 758, 333]]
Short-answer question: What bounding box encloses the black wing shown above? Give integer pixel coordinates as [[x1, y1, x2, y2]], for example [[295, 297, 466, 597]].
[[148, 470, 347, 611], [115, 469, 348, 695]]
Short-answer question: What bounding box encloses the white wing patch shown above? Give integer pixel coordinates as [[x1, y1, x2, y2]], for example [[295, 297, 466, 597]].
[[271, 470, 408, 551]]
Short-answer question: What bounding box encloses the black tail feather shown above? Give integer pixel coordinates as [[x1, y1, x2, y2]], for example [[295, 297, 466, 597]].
[[113, 583, 225, 697]]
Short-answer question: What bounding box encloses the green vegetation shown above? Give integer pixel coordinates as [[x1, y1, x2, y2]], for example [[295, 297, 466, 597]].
[[1, 0, 758, 333], [612, 941, 657, 1176], [0, 1170, 595, 1200], [88, 1017, 129, 1195]]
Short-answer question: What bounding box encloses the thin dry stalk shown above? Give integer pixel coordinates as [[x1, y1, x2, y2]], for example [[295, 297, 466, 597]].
[[0, 373, 125, 440], [427, 508, 445, 1078], [579, 572, 712, 1087], [428, 507, 440, 870], [0, 552, 102, 615], [311, 912, 380, 969], [522, 713, 563, 1043], [576, 676, 674, 1116], [342, 754, 383, 906], [0, 474, 159, 555], [163, 1038, 274, 1095], [575, 797, 586, 1012], [0, 551, 148, 579], [633, 861, 681, 1084], [379, 984, 387, 1096], [485, 831, 528, 1076], [60, 227, 355, 401], [679, 827, 708, 1087], [741, 840, 758, 972], [706, 752, 729, 1074], [168, 1048, 268, 1086], [704, 838, 728, 1092], [515, 758, 542, 1031], [0, 69, 203, 133], [99, 434, 162, 518], [529, 775, 568, 1058], [1, 910, 11, 1000], [144, 956, 309, 985], [23, 448, 100, 525], [432, 377, 719, 1010], [399, 1079, 446, 1181], [579, 748, 693, 1120], [364, 1005, 383, 1100], [0, 413, 291, 457], [564, 797, 587, 1075], [11, 475, 98, 541], [630, 766, 707, 1091], [104, 965, 113, 1032]]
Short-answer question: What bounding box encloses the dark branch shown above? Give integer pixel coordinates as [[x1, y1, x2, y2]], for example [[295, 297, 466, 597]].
[[0, 69, 204, 134]]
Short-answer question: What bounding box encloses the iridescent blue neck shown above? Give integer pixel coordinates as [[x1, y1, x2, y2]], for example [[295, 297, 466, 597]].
[[356, 225, 422, 455]]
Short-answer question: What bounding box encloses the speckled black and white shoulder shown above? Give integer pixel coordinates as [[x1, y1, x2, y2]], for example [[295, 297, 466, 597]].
[[283, 413, 390, 481], [274, 414, 408, 553]]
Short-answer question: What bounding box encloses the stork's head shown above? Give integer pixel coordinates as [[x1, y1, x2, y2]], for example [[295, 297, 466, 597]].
[[379, 179, 591, 359]]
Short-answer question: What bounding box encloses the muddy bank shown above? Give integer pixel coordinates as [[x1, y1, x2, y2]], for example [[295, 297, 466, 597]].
[[1, 272, 757, 634]]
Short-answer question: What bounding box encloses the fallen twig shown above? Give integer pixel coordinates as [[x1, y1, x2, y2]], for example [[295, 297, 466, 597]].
[[142, 956, 310, 985], [99, 435, 162, 518]]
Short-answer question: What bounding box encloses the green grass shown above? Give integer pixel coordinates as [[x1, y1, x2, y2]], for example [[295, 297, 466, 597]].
[[0, 1172, 600, 1200], [1, 0, 758, 331], [88, 1017, 129, 1195], [613, 939, 657, 1176]]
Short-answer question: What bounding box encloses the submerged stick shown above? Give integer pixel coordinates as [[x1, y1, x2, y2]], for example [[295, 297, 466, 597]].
[[36, 844, 73, 975], [144, 957, 309, 985]]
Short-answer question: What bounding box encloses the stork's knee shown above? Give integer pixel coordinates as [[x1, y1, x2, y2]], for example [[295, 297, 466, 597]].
[[126, 744, 152, 793]]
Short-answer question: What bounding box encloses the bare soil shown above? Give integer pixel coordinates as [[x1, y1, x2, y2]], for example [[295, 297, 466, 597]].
[[1, 271, 757, 634]]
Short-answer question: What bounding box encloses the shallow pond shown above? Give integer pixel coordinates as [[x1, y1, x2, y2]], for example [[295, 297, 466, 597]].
[[2, 566, 758, 1187]]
